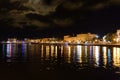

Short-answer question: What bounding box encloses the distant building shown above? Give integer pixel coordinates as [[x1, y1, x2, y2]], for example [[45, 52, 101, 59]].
[[104, 29, 120, 43], [24, 37, 60, 43], [116, 29, 120, 42], [77, 33, 98, 42], [64, 33, 98, 42], [24, 38, 41, 43], [8, 38, 17, 43], [64, 35, 76, 42], [41, 38, 60, 43]]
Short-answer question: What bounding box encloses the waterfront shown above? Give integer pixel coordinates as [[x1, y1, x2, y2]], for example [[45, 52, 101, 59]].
[[0, 43, 120, 80]]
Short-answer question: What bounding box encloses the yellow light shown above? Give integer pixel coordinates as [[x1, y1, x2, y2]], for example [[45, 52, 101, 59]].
[[93, 46, 100, 66], [51, 45, 54, 57], [46, 46, 50, 59], [103, 47, 107, 66], [61, 46, 63, 54], [55, 46, 57, 57], [113, 47, 120, 67], [41, 45, 44, 58], [77, 45, 82, 63], [68, 46, 71, 63]]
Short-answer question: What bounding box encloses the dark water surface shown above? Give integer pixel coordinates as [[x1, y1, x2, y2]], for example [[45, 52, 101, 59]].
[[0, 43, 120, 80]]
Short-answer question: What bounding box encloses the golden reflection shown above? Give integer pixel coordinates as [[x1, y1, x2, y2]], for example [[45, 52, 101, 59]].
[[55, 46, 57, 58], [51, 45, 54, 57], [68, 46, 71, 63], [46, 46, 50, 59], [63, 45, 71, 63], [41, 45, 44, 58], [85, 46, 87, 55], [93, 46, 100, 66], [85, 46, 88, 62], [113, 47, 120, 67], [77, 45, 82, 63], [103, 47, 107, 66], [61, 46, 63, 54]]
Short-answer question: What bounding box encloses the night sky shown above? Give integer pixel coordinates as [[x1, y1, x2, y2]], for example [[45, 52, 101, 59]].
[[0, 0, 120, 39]]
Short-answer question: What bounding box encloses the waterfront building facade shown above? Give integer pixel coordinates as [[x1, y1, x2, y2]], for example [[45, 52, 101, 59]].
[[64, 33, 98, 42], [116, 29, 120, 42]]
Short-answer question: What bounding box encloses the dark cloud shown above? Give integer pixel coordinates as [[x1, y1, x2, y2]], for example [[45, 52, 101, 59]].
[[62, 1, 83, 10], [0, 0, 120, 38], [22, 0, 64, 15], [26, 13, 50, 22], [110, 0, 120, 4], [53, 18, 74, 27]]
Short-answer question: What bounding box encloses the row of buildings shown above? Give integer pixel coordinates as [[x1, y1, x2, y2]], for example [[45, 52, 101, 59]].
[[4, 29, 120, 44]]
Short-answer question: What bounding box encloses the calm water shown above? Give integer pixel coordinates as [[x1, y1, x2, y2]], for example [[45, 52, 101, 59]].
[[1, 43, 120, 68], [0, 43, 120, 80]]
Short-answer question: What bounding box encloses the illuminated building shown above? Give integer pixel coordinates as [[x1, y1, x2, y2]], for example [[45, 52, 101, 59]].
[[116, 29, 120, 42], [64, 33, 98, 42], [64, 35, 77, 42], [24, 37, 60, 43], [77, 33, 97, 42], [8, 38, 17, 43]]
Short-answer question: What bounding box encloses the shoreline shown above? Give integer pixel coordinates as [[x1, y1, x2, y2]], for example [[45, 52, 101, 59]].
[[1, 42, 120, 47]]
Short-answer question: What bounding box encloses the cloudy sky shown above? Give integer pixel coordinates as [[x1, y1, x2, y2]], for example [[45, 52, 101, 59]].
[[0, 0, 120, 39]]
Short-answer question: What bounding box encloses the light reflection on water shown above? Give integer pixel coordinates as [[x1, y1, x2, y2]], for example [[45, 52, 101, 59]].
[[1, 43, 120, 68], [113, 47, 120, 67]]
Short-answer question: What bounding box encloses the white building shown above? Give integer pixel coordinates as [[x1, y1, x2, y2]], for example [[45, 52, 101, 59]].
[[116, 29, 120, 42]]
